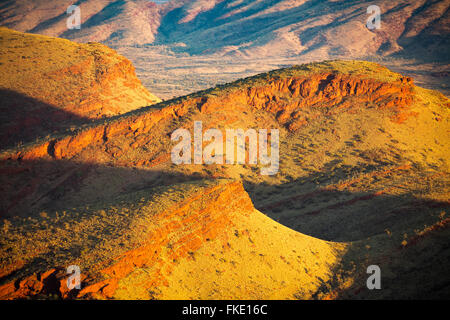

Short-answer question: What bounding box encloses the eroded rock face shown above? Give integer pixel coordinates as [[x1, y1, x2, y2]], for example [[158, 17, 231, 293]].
[[78, 181, 256, 299], [0, 27, 160, 149], [0, 180, 345, 300], [201, 73, 416, 129], [0, 62, 423, 217]]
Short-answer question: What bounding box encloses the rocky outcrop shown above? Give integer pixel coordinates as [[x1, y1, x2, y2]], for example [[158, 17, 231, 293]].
[[201, 72, 416, 129], [2, 63, 416, 162], [0, 61, 443, 224], [78, 181, 255, 299], [0, 180, 345, 299]]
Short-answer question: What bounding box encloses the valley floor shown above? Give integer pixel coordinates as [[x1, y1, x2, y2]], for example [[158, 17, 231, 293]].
[[116, 46, 450, 100]]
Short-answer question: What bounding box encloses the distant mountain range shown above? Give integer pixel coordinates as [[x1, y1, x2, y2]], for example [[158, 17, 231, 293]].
[[1, 0, 449, 62]]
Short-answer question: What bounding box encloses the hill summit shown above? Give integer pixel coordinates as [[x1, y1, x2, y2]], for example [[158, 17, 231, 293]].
[[0, 27, 160, 149]]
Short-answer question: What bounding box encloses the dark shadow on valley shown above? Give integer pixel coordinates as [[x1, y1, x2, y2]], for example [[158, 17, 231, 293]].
[[242, 164, 450, 299], [243, 167, 449, 242], [0, 158, 208, 219], [0, 89, 93, 150]]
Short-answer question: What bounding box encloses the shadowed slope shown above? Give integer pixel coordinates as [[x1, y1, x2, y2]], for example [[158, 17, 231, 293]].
[[0, 89, 91, 150]]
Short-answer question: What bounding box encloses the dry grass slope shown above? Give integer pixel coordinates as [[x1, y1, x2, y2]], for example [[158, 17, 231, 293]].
[[0, 27, 160, 149]]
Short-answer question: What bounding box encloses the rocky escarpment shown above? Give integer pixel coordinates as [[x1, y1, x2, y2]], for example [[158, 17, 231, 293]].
[[0, 27, 160, 149], [2, 62, 416, 162], [201, 71, 416, 130], [0, 180, 345, 299]]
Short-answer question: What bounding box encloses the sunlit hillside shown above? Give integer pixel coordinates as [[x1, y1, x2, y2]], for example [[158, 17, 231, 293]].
[[0, 27, 160, 149]]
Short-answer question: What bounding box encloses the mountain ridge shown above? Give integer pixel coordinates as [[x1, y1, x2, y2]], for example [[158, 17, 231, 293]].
[[0, 27, 160, 150], [1, 0, 448, 61]]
